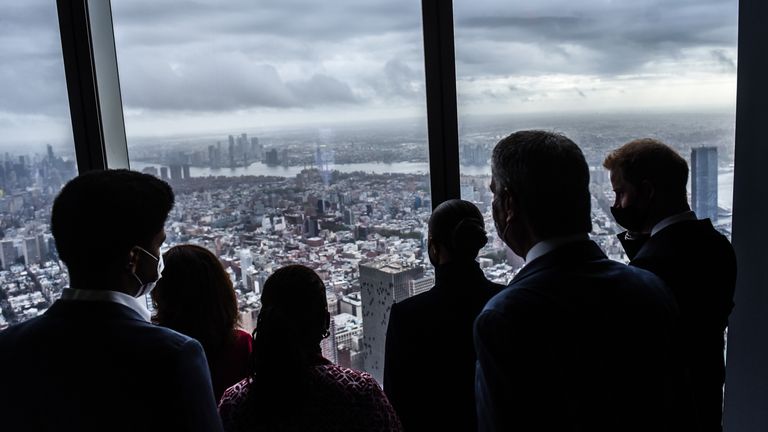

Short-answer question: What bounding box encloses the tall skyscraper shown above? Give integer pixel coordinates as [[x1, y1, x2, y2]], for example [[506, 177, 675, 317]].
[[169, 165, 183, 181], [321, 317, 338, 364], [23, 237, 41, 266], [239, 249, 253, 274], [265, 149, 279, 165], [359, 260, 424, 382], [1, 240, 17, 269], [692, 146, 718, 222], [250, 137, 262, 161], [228, 135, 236, 167]]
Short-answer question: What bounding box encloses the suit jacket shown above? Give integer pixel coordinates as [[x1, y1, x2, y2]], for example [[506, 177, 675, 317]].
[[619, 218, 737, 432], [384, 260, 503, 432], [0, 299, 224, 432], [475, 240, 687, 432]]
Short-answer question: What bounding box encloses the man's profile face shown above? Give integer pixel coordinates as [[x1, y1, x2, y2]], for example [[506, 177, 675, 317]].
[[609, 169, 639, 209]]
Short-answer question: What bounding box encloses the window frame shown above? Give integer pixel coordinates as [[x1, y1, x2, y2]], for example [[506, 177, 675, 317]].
[[55, 1, 767, 430]]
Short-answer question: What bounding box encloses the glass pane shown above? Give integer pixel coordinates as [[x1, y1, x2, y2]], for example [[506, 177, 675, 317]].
[[454, 0, 738, 275], [112, 0, 430, 382], [0, 1, 78, 329]]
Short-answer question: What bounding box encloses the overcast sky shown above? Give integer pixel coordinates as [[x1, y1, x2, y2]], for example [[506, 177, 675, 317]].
[[0, 0, 738, 149]]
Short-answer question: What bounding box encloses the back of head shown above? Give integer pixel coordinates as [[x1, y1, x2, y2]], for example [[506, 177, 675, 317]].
[[151, 245, 239, 354], [429, 199, 487, 261], [492, 130, 592, 239], [51, 169, 174, 282], [603, 138, 689, 203], [259, 264, 328, 348], [242, 265, 329, 425]]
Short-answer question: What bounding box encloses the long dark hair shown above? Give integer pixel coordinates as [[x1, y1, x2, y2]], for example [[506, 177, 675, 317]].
[[429, 199, 488, 261], [151, 244, 240, 355], [240, 264, 330, 427]]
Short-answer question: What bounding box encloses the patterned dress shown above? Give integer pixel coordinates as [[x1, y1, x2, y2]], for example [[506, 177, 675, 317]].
[[219, 357, 402, 432]]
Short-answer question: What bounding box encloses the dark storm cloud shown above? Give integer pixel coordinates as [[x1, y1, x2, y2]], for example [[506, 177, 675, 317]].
[[454, 0, 738, 76], [111, 0, 422, 47], [0, 2, 71, 117], [120, 56, 359, 111], [109, 0, 425, 112], [1, 0, 738, 119]]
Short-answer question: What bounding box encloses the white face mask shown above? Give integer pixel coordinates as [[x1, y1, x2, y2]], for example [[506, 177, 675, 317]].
[[133, 246, 164, 298]]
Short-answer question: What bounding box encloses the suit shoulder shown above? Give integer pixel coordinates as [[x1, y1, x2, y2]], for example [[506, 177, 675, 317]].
[[483, 283, 549, 318], [135, 322, 200, 352], [391, 288, 436, 317]]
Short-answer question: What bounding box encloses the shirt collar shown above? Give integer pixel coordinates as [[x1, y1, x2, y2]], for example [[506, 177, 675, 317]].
[[525, 233, 590, 263], [651, 210, 697, 237], [60, 288, 152, 322]]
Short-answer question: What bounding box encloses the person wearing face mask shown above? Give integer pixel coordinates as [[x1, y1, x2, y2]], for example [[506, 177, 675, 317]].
[[474, 131, 690, 432], [383, 199, 503, 432], [0, 170, 223, 432], [604, 139, 737, 432]]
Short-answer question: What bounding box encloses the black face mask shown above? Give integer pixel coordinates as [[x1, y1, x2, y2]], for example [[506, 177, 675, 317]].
[[610, 206, 647, 233]]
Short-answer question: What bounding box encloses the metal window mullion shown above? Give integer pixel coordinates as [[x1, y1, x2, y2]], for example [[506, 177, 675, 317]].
[[57, 0, 129, 173], [723, 1, 768, 431], [422, 0, 461, 210]]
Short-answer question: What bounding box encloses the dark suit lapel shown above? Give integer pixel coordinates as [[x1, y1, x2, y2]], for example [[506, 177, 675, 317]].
[[631, 219, 712, 263]]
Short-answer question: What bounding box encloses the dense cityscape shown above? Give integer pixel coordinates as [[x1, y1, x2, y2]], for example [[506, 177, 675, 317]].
[[0, 112, 734, 382]]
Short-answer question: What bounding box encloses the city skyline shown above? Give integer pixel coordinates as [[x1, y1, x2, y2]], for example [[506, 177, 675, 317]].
[[0, 113, 736, 383]]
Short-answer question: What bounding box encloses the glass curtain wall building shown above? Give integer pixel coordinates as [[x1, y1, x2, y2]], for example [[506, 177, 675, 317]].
[[5, 2, 768, 429]]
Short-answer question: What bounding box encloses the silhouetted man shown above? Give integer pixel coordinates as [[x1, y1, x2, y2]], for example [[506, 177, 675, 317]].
[[0, 170, 223, 431], [475, 131, 686, 432], [604, 139, 736, 432]]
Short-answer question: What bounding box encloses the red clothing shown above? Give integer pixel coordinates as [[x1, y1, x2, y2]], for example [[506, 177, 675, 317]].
[[209, 329, 253, 402], [218, 358, 402, 432]]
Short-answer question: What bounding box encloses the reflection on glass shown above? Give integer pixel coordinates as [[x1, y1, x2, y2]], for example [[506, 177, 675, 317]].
[[112, 0, 430, 382], [0, 1, 78, 329]]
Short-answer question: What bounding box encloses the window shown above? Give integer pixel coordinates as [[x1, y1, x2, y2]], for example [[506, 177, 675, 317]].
[[111, 0, 431, 382], [453, 0, 738, 276], [0, 1, 78, 329]]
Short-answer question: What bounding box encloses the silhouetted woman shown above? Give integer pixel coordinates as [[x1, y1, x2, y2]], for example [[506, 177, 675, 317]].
[[151, 244, 252, 401], [218, 264, 402, 432], [384, 199, 504, 432]]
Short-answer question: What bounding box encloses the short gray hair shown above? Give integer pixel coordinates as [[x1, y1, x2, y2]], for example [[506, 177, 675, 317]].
[[491, 130, 592, 239]]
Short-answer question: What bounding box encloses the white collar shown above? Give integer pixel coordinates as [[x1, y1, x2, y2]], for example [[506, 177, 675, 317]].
[[525, 233, 590, 263], [651, 211, 697, 237], [60, 288, 152, 322]]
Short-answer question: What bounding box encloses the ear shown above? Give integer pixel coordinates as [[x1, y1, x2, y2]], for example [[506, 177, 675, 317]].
[[639, 180, 656, 203], [125, 247, 141, 272], [504, 193, 516, 222], [323, 310, 331, 332]]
